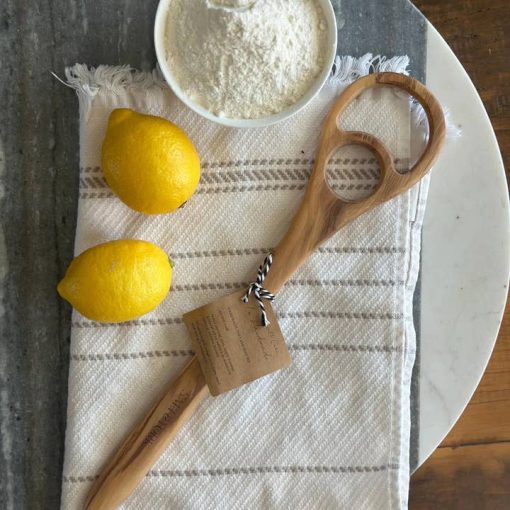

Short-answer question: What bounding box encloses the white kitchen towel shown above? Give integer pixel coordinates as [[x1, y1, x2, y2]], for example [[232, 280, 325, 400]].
[[60, 54, 429, 510]]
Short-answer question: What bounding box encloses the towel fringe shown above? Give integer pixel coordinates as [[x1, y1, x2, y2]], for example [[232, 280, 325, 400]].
[[61, 54, 412, 107], [63, 64, 167, 95], [63, 54, 412, 97], [411, 101, 462, 140], [60, 64, 167, 120], [58, 56, 460, 139], [330, 54, 410, 83]]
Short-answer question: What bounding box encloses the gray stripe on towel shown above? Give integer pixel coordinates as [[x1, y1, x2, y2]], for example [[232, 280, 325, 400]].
[[62, 463, 400, 482], [70, 344, 402, 361], [169, 246, 405, 259], [72, 311, 403, 329], [170, 279, 404, 292]]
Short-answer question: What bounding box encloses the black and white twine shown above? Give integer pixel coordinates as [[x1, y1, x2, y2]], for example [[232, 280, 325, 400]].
[[242, 254, 275, 327]]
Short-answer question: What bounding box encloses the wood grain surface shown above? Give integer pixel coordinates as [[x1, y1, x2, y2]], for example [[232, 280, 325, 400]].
[[85, 357, 208, 510], [266, 72, 445, 294], [410, 1, 510, 508]]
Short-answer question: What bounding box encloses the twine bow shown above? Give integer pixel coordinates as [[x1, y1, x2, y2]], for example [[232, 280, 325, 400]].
[[242, 254, 275, 326]]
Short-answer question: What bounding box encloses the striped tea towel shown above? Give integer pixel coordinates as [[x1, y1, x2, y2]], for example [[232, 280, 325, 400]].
[[60, 54, 428, 510]]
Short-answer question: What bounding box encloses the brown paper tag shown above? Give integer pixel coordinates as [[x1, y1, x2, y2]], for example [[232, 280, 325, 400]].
[[183, 291, 291, 396]]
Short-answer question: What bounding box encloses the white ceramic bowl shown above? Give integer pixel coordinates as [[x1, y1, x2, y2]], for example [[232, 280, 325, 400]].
[[154, 0, 338, 128]]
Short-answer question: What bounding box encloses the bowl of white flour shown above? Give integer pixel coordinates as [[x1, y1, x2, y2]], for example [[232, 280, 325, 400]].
[[155, 0, 337, 127]]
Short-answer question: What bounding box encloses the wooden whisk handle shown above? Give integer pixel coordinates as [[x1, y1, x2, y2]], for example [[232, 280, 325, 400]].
[[264, 72, 445, 294], [84, 357, 208, 510]]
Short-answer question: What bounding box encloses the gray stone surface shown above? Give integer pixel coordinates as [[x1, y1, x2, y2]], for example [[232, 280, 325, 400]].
[[0, 1, 426, 508]]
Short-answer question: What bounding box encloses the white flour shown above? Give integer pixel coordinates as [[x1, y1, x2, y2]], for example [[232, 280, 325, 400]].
[[164, 0, 328, 119]]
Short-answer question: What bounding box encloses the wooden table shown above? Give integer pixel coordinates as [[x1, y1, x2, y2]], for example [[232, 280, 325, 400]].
[[410, 1, 510, 508]]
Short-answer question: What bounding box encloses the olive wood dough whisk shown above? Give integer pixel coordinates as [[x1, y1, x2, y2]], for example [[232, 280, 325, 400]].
[[84, 72, 445, 510]]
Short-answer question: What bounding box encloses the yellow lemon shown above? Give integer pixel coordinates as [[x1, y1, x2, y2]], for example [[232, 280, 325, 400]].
[[102, 109, 200, 214], [57, 240, 173, 323]]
